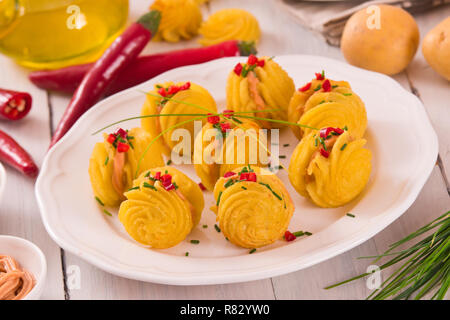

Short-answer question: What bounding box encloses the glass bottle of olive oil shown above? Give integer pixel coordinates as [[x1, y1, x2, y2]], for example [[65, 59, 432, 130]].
[[0, 0, 129, 69]]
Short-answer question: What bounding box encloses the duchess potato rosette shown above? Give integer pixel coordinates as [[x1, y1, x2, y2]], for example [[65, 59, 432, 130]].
[[287, 72, 367, 140], [89, 127, 164, 207], [199, 9, 261, 46], [193, 113, 269, 191], [150, 0, 202, 42], [226, 55, 295, 129], [211, 166, 294, 249], [141, 81, 217, 157], [288, 128, 372, 208], [118, 166, 204, 249]]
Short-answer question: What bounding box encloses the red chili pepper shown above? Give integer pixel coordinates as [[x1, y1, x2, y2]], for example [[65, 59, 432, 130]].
[[0, 130, 38, 178], [30, 41, 257, 95], [179, 82, 191, 91], [117, 142, 130, 153], [115, 128, 127, 138], [299, 82, 311, 92], [320, 127, 343, 138], [207, 114, 220, 124], [334, 127, 344, 134], [198, 182, 206, 191], [284, 231, 296, 242], [320, 148, 330, 158], [257, 59, 265, 67], [0, 88, 32, 121], [224, 171, 235, 178], [49, 10, 162, 148], [322, 79, 331, 92], [154, 171, 161, 180], [234, 63, 243, 76], [158, 87, 168, 97]]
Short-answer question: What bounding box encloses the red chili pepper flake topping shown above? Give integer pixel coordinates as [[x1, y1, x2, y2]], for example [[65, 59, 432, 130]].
[[234, 63, 243, 76], [315, 70, 325, 80], [224, 171, 235, 178], [198, 182, 206, 191], [157, 87, 167, 97], [299, 82, 311, 92], [117, 142, 130, 153], [116, 128, 127, 138], [257, 59, 265, 67], [320, 148, 330, 158], [157, 82, 191, 100], [154, 171, 161, 180], [207, 113, 220, 124], [284, 231, 296, 242], [247, 54, 258, 65], [319, 127, 344, 138], [222, 109, 234, 118], [239, 171, 256, 182], [322, 79, 331, 92], [107, 134, 116, 144], [220, 122, 231, 132], [160, 173, 176, 191]]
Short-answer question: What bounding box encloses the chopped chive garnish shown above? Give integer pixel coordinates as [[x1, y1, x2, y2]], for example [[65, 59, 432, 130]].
[[95, 196, 104, 206], [224, 179, 234, 188], [172, 181, 179, 190], [319, 100, 326, 104], [249, 248, 256, 254], [315, 138, 318, 147], [104, 156, 109, 166], [340, 143, 347, 151], [103, 209, 112, 217], [241, 186, 247, 190], [202, 225, 208, 228], [190, 240, 200, 244], [305, 231, 312, 236], [343, 93, 353, 96], [143, 182, 157, 190], [216, 191, 223, 206], [144, 171, 151, 177], [225, 237, 229, 241], [332, 85, 338, 88], [283, 143, 290, 147], [128, 186, 140, 191], [214, 224, 221, 233], [231, 117, 242, 124], [344, 125, 348, 131], [259, 182, 282, 200], [185, 252, 189, 256], [347, 213, 356, 218], [314, 84, 321, 91], [279, 155, 286, 159], [293, 231, 304, 237], [166, 159, 172, 165], [128, 141, 134, 149]]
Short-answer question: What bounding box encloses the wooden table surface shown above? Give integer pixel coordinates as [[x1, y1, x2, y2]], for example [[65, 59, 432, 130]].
[[0, 0, 448, 300]]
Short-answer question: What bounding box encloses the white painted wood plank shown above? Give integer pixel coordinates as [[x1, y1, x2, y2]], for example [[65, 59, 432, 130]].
[[0, 56, 65, 299]]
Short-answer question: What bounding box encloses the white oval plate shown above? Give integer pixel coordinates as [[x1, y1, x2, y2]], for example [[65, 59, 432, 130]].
[[35, 55, 438, 285]]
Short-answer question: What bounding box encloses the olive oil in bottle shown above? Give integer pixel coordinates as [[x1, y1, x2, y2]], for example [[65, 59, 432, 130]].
[[0, 0, 129, 69]]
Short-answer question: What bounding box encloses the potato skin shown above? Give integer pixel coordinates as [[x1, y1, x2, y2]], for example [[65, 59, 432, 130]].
[[341, 5, 419, 75], [422, 17, 450, 81]]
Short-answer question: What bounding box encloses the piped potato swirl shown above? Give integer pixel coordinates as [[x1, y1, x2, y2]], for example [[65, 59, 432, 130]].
[[199, 9, 261, 46], [150, 0, 202, 42], [226, 55, 295, 129], [211, 166, 294, 249], [193, 114, 269, 191], [119, 166, 204, 249], [288, 128, 372, 208], [288, 73, 367, 140], [141, 81, 217, 157], [89, 127, 164, 207]]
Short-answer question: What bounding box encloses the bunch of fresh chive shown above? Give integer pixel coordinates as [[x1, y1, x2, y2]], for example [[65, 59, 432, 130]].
[[326, 211, 449, 300]]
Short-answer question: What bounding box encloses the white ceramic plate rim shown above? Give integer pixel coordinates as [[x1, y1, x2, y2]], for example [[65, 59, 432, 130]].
[[35, 55, 438, 285]]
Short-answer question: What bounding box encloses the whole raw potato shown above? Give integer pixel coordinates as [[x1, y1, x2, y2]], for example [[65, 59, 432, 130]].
[[341, 5, 420, 75], [422, 17, 450, 81]]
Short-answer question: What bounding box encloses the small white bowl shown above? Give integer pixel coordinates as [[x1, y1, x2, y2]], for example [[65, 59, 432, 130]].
[[0, 235, 47, 300], [0, 162, 5, 203]]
